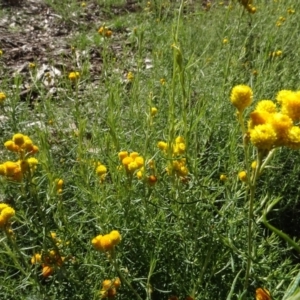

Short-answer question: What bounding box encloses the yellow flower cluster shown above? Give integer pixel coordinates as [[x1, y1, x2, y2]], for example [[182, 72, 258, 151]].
[[127, 71, 134, 82], [269, 50, 282, 58], [118, 151, 144, 176], [68, 72, 80, 81], [238, 0, 256, 13], [248, 90, 300, 150], [230, 85, 253, 113], [98, 26, 112, 38], [56, 179, 64, 194], [96, 163, 107, 183], [276, 16, 286, 27], [0, 134, 38, 181], [0, 203, 15, 228], [100, 278, 121, 299], [31, 249, 65, 278], [4, 133, 38, 156], [31, 232, 67, 278], [136, 159, 158, 186], [158, 136, 189, 178], [287, 8, 295, 14], [92, 230, 121, 252]]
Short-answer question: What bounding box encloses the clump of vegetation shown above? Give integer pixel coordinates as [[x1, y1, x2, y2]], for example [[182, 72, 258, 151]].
[[0, 0, 300, 299]]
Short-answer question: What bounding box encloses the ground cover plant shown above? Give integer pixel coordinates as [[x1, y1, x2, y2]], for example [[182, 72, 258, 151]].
[[1, 0, 300, 299]]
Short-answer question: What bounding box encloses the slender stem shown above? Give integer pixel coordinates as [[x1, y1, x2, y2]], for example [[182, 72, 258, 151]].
[[244, 151, 263, 291], [109, 254, 143, 300], [259, 148, 276, 174], [263, 199, 300, 253]]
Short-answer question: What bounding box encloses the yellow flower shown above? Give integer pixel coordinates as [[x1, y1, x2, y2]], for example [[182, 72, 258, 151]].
[[279, 91, 300, 122], [105, 30, 112, 38], [0, 203, 9, 210], [68, 72, 80, 81], [98, 26, 112, 37], [248, 110, 272, 130], [151, 107, 158, 116], [275, 50, 282, 57], [279, 16, 286, 22], [122, 156, 134, 168], [238, 171, 247, 182], [255, 100, 277, 113], [0, 204, 15, 227], [251, 161, 257, 169], [4, 140, 19, 152], [230, 85, 253, 112], [92, 234, 113, 252], [135, 156, 144, 167], [113, 277, 121, 288], [129, 152, 139, 159], [31, 253, 42, 264], [92, 231, 121, 252], [147, 175, 157, 186], [127, 72, 134, 82], [4, 161, 19, 177], [109, 230, 121, 246], [96, 165, 107, 176], [248, 5, 256, 14], [287, 8, 295, 14], [160, 78, 166, 85], [0, 92, 6, 104], [29, 62, 36, 69], [42, 265, 54, 278], [250, 124, 277, 150], [175, 136, 185, 144], [136, 169, 143, 179], [13, 133, 25, 146], [118, 151, 128, 161], [56, 179, 64, 190], [157, 141, 168, 151], [223, 38, 229, 44], [0, 49, 3, 56], [81, 2, 86, 7], [102, 279, 113, 290], [270, 113, 293, 145], [255, 288, 271, 300], [0, 164, 6, 176], [287, 126, 300, 149], [1, 207, 15, 219], [27, 157, 38, 168], [128, 161, 139, 172], [220, 174, 227, 181]]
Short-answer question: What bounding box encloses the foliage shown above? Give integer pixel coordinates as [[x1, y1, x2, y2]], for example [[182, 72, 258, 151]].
[[0, 0, 300, 299]]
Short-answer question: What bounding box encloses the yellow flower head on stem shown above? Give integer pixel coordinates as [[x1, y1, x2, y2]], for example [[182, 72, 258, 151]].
[[220, 174, 227, 181], [238, 171, 247, 182], [249, 124, 277, 150], [230, 85, 253, 112], [96, 165, 107, 176], [150, 107, 158, 116], [68, 72, 80, 81]]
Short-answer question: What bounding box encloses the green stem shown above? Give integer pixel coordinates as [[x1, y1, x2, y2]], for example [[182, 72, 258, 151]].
[[243, 151, 262, 291], [262, 199, 300, 253], [259, 148, 276, 175], [109, 253, 143, 300]]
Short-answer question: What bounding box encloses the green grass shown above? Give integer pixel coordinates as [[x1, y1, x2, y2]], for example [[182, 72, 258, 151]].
[[0, 0, 300, 299]]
